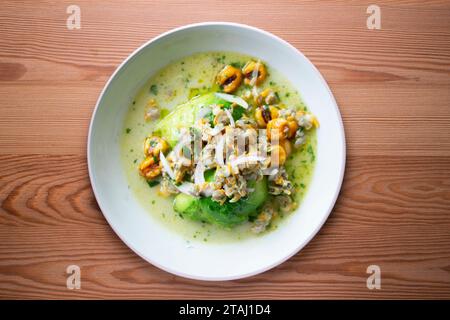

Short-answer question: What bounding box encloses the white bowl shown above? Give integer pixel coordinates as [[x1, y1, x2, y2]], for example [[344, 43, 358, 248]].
[[88, 22, 346, 281]]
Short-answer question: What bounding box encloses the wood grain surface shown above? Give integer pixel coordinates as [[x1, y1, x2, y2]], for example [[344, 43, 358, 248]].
[[1, 0, 449, 299]]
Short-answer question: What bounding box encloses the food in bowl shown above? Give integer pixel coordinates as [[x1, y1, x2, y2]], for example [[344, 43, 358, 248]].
[[121, 51, 318, 240]]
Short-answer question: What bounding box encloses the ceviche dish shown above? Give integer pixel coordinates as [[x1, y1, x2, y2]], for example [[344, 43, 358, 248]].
[[121, 52, 318, 242]]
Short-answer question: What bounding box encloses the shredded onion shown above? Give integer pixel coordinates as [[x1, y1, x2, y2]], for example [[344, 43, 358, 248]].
[[249, 61, 260, 87], [175, 182, 198, 197], [197, 106, 210, 119], [159, 151, 175, 180], [224, 108, 235, 127], [229, 155, 266, 168], [215, 93, 249, 109], [209, 123, 224, 136], [215, 134, 225, 166], [263, 167, 279, 177], [201, 184, 213, 197], [251, 86, 259, 99], [194, 161, 205, 185], [173, 134, 190, 156]]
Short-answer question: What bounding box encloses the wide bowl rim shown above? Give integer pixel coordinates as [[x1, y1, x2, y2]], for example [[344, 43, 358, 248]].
[[87, 21, 346, 281]]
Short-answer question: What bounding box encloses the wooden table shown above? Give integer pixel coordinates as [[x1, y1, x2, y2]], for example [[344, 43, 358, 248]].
[[1, 0, 449, 299]]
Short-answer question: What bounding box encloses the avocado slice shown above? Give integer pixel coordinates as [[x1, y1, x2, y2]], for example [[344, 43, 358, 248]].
[[154, 93, 218, 147], [173, 177, 268, 228]]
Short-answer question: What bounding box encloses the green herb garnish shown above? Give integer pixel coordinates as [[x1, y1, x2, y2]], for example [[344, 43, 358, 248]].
[[232, 106, 246, 121], [147, 180, 160, 188], [150, 84, 158, 95]]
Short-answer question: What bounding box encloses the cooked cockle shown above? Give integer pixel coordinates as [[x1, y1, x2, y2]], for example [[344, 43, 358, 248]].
[[173, 163, 189, 183], [223, 175, 248, 203], [267, 118, 290, 141], [295, 111, 319, 130], [278, 108, 296, 119], [159, 176, 179, 196], [268, 167, 293, 195], [196, 119, 213, 142], [211, 189, 227, 205], [144, 99, 160, 121], [286, 119, 298, 139], [255, 88, 278, 106], [200, 143, 217, 169], [139, 156, 162, 179], [251, 204, 275, 234], [294, 127, 306, 148], [216, 65, 242, 93], [241, 89, 253, 102], [270, 144, 287, 166], [275, 195, 297, 213], [255, 105, 279, 128], [144, 136, 170, 157], [213, 109, 231, 126], [235, 116, 257, 130], [139, 136, 170, 180], [281, 139, 293, 157], [242, 60, 267, 86]]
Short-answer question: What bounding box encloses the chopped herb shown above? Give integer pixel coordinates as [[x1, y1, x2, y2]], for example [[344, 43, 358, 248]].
[[285, 92, 290, 97], [269, 81, 275, 86], [125, 128, 131, 134], [300, 183, 305, 189], [307, 144, 315, 162], [133, 159, 137, 164], [215, 55, 226, 64], [150, 84, 158, 95], [206, 111, 215, 126], [147, 180, 160, 188], [231, 106, 246, 121], [275, 92, 280, 100], [151, 200, 155, 204], [132, 100, 136, 105], [230, 62, 244, 69]]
